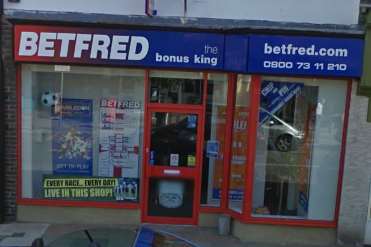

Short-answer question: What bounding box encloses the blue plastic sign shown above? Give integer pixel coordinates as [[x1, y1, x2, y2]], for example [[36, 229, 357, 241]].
[[15, 25, 225, 71], [248, 35, 364, 77], [15, 25, 365, 77], [52, 98, 93, 176], [224, 35, 249, 72]]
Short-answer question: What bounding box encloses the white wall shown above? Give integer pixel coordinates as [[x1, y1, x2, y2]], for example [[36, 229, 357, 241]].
[[4, 0, 145, 16], [4, 0, 360, 25], [185, 0, 360, 25]]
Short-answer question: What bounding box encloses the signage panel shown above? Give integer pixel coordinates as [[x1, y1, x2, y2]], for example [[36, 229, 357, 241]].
[[248, 35, 364, 77], [224, 35, 249, 72], [14, 25, 364, 77], [14, 25, 225, 70]]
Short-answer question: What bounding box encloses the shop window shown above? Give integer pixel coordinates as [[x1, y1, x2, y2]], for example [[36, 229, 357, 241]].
[[228, 75, 251, 213], [150, 112, 197, 167], [201, 74, 228, 207], [21, 64, 145, 203], [149, 71, 203, 105], [252, 77, 347, 220]]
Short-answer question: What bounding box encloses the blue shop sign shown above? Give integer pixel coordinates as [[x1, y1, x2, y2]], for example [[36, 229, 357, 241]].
[[224, 35, 249, 72], [15, 25, 364, 77], [14, 25, 225, 70], [246, 35, 364, 77]]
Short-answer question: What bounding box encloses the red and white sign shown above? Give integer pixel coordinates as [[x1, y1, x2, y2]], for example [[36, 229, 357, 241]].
[[14, 25, 149, 63]]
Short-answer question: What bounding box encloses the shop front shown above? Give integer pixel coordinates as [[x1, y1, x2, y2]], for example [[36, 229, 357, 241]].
[[13, 24, 364, 234]]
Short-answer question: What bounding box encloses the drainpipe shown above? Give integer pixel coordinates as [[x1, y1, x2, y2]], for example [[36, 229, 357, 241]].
[[360, 12, 371, 122], [0, 0, 4, 223]]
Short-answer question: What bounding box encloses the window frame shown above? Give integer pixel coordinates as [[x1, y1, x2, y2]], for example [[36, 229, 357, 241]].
[[236, 75, 352, 227], [16, 63, 146, 209], [16, 63, 351, 227]]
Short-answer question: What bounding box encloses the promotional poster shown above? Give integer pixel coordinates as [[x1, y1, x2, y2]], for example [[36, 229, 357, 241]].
[[52, 98, 93, 176], [212, 106, 247, 201], [43, 176, 139, 202], [98, 98, 141, 178], [259, 80, 304, 124]]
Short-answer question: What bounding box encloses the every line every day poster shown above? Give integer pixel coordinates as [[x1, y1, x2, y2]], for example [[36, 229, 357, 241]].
[[98, 98, 141, 178], [52, 98, 93, 176]]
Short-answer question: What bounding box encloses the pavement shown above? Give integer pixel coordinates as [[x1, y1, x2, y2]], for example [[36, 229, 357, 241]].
[[0, 222, 357, 247], [0, 223, 49, 247]]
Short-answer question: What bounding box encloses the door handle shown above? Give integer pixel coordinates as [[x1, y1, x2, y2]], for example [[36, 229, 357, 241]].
[[163, 169, 181, 175]]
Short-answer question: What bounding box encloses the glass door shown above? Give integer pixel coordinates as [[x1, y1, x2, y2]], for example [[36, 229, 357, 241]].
[[142, 71, 204, 225]]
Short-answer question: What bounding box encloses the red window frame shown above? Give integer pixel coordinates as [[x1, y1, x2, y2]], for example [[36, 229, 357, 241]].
[[15, 63, 143, 209], [141, 104, 204, 225], [198, 73, 236, 213], [16, 63, 352, 227], [222, 75, 352, 228]]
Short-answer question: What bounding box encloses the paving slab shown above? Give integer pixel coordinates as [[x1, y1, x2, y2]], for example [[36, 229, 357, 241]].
[[0, 223, 49, 247], [43, 224, 137, 245], [0, 223, 359, 247]]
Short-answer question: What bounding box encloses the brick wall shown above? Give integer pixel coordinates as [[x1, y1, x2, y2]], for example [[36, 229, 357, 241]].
[[338, 81, 371, 244], [1, 17, 17, 222]]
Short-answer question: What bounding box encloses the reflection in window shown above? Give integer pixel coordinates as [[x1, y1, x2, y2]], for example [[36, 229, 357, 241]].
[[201, 74, 228, 207], [150, 113, 197, 167], [228, 75, 251, 213], [150, 71, 203, 104], [21, 64, 144, 203], [253, 78, 347, 220]]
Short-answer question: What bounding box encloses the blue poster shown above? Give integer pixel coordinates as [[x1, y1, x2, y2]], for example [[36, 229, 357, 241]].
[[114, 178, 139, 202], [212, 188, 243, 201], [259, 81, 303, 124], [52, 99, 93, 175], [187, 115, 197, 128], [206, 140, 219, 158]]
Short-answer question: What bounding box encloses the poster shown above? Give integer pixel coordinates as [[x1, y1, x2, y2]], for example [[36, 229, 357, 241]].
[[98, 98, 141, 177], [170, 154, 179, 167], [212, 106, 247, 201], [259, 81, 303, 125], [43, 176, 139, 202], [206, 140, 220, 158], [52, 98, 93, 176]]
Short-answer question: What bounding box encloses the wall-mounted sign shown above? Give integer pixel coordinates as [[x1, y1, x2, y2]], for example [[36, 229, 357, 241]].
[[224, 35, 249, 73], [14, 25, 224, 70], [14, 25, 364, 77], [248, 35, 364, 77]]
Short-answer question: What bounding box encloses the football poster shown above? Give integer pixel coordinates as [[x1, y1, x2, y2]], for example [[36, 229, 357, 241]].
[[51, 98, 93, 176]]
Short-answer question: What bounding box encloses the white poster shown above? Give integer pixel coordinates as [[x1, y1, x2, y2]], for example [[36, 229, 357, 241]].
[[170, 153, 179, 167], [98, 98, 141, 177]]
